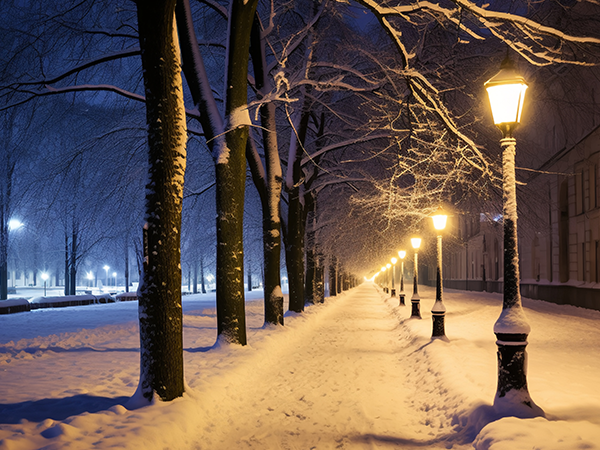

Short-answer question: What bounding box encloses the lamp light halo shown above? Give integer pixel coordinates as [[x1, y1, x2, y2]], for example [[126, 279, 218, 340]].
[[398, 250, 406, 259], [484, 56, 528, 131], [431, 206, 448, 231], [411, 237, 422, 249], [391, 257, 398, 264]]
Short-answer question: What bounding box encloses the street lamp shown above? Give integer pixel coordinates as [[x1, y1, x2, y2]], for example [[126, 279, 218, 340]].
[[113, 271, 117, 287], [386, 263, 391, 293], [390, 257, 397, 297], [398, 250, 406, 306], [431, 207, 448, 338], [87, 271, 93, 288], [410, 237, 422, 318], [41, 272, 49, 297], [485, 56, 541, 415], [381, 266, 386, 291], [103, 265, 110, 288]]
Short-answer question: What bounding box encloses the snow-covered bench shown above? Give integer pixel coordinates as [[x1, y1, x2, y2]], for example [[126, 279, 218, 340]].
[[0, 298, 31, 314], [115, 292, 137, 302], [28, 293, 115, 309]]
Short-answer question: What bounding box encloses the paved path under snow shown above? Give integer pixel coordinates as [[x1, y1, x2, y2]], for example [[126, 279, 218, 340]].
[[190, 283, 469, 449]]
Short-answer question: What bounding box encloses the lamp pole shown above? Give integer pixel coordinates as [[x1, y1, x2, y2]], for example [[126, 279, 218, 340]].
[[485, 56, 541, 415], [398, 250, 406, 306], [431, 208, 448, 338], [390, 257, 397, 297], [103, 265, 110, 288], [41, 272, 49, 297], [380, 266, 386, 291], [410, 237, 421, 318], [386, 263, 391, 294]]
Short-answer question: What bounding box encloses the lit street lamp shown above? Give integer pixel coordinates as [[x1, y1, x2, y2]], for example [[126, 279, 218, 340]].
[[410, 237, 422, 318], [386, 263, 391, 293], [431, 208, 448, 338], [485, 56, 541, 415], [390, 257, 397, 297], [103, 265, 109, 288], [398, 250, 406, 306], [41, 272, 49, 297], [113, 272, 117, 287], [381, 266, 386, 292], [87, 272, 94, 288]]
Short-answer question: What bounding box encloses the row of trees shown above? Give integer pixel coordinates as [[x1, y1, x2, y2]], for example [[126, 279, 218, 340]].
[[2, 0, 600, 403]]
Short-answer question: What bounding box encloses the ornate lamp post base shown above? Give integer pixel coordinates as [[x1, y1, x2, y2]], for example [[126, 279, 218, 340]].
[[391, 288, 396, 297], [410, 295, 421, 318], [432, 310, 445, 337], [399, 293, 405, 306]]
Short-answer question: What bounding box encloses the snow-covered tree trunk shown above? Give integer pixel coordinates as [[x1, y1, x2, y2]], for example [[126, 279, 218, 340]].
[[329, 256, 337, 297], [286, 107, 310, 313], [213, 0, 258, 344], [248, 13, 284, 326], [135, 0, 186, 401]]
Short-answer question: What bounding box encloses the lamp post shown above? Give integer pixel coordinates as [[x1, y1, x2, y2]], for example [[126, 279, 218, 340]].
[[113, 271, 117, 287], [398, 250, 406, 306], [390, 257, 397, 297], [386, 263, 391, 293], [41, 272, 49, 297], [87, 272, 93, 288], [103, 265, 110, 288], [381, 266, 386, 291], [485, 56, 540, 415], [431, 208, 448, 338], [410, 237, 422, 318]]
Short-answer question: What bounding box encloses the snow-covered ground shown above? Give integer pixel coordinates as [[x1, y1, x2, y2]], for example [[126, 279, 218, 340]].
[[0, 283, 599, 449]]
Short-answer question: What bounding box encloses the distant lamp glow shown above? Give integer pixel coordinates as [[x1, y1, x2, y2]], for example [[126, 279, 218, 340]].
[[391, 257, 397, 265], [432, 208, 448, 231], [398, 250, 406, 260], [381, 266, 386, 272], [411, 237, 421, 250], [8, 219, 23, 231], [86, 272, 93, 280], [41, 272, 49, 296], [386, 263, 391, 269], [484, 57, 527, 137]]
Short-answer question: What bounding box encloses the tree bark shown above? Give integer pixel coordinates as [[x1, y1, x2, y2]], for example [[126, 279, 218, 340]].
[[176, 0, 257, 343], [135, 0, 186, 401], [248, 14, 284, 325]]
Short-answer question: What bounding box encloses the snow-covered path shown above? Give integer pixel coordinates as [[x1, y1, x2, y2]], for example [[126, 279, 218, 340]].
[[1, 282, 599, 449], [184, 283, 468, 449]]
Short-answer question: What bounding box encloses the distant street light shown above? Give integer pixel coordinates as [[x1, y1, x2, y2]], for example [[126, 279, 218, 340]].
[[8, 219, 24, 231], [113, 272, 117, 287], [87, 272, 93, 288], [41, 272, 49, 297], [386, 263, 391, 293], [381, 266, 386, 292], [103, 265, 110, 288], [410, 237, 422, 318], [485, 56, 540, 415], [390, 257, 397, 297], [398, 250, 406, 306], [431, 208, 448, 338]]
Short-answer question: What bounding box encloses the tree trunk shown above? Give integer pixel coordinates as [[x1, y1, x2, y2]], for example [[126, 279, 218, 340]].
[[193, 261, 198, 294], [64, 233, 69, 296], [69, 226, 77, 295], [135, 0, 186, 401], [248, 14, 284, 325], [200, 258, 206, 293], [214, 0, 257, 344], [176, 0, 257, 343], [125, 236, 130, 293], [329, 256, 337, 297]]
